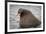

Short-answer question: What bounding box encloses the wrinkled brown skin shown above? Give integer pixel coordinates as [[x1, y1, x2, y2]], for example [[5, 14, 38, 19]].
[[18, 8, 41, 28]]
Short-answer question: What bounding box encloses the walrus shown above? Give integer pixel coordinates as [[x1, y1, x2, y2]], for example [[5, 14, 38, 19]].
[[17, 8, 41, 28]]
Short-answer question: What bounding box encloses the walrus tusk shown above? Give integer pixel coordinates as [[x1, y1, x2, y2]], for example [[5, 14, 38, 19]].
[[16, 13, 20, 16]]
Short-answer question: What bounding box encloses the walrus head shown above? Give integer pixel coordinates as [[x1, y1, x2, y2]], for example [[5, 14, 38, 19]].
[[17, 8, 32, 17]]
